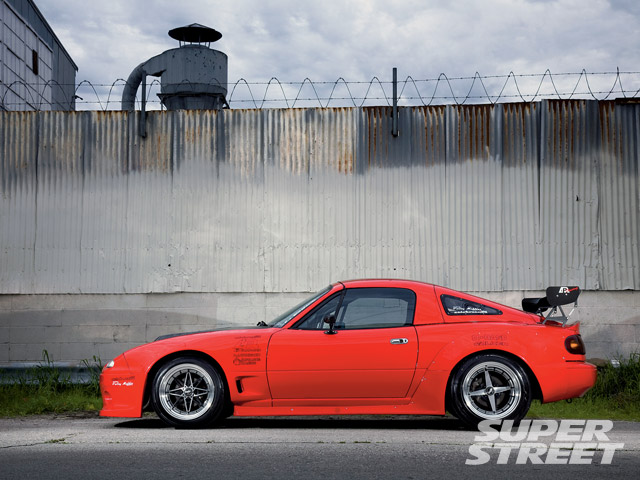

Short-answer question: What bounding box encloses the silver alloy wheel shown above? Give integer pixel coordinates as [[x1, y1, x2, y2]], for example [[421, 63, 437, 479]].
[[158, 363, 215, 421], [461, 361, 522, 419]]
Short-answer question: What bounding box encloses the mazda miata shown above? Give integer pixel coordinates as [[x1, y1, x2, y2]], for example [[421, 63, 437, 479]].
[[100, 279, 596, 428]]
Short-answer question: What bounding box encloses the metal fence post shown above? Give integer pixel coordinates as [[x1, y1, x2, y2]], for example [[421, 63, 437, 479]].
[[392, 67, 399, 137]]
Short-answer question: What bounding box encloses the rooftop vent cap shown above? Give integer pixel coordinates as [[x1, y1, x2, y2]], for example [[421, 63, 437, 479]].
[[168, 23, 222, 47]]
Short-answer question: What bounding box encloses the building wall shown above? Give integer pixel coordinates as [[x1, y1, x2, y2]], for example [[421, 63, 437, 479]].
[[0, 291, 638, 365], [0, 0, 76, 111], [0, 103, 638, 364]]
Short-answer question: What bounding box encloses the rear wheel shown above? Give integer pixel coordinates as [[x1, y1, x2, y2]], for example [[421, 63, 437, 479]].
[[449, 354, 532, 427], [151, 356, 225, 428]]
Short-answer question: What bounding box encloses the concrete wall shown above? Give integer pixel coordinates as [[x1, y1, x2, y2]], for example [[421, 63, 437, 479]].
[[0, 291, 309, 366], [1, 290, 638, 367]]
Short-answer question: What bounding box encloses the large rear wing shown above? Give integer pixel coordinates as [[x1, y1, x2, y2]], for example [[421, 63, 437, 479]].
[[522, 286, 580, 326]]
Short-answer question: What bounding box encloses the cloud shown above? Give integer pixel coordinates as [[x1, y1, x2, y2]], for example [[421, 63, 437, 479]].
[[34, 0, 640, 107]]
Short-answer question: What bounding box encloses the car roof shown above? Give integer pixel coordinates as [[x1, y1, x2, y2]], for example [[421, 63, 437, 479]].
[[337, 279, 434, 289]]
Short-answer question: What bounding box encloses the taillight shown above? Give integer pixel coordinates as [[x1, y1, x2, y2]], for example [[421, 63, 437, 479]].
[[565, 334, 586, 355]]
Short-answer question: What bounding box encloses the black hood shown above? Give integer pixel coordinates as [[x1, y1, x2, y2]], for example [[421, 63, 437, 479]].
[[154, 325, 261, 341]]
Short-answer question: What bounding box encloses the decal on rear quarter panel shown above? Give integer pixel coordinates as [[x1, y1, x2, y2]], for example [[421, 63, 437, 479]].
[[472, 334, 509, 347]]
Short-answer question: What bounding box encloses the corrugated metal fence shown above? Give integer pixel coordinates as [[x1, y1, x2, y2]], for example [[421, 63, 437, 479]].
[[0, 100, 638, 293]]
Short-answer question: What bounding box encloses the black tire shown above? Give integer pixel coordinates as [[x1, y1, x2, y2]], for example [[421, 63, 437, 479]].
[[151, 356, 226, 428], [449, 354, 532, 428]]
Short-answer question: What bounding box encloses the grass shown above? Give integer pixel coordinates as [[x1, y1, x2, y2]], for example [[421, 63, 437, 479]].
[[0, 350, 103, 417], [528, 398, 640, 421], [1, 351, 639, 421], [0, 385, 102, 416]]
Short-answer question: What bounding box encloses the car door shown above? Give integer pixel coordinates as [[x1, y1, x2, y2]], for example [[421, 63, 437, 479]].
[[266, 287, 418, 402]]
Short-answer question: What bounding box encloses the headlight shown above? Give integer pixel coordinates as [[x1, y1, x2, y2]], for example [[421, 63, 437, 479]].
[[104, 360, 115, 369]]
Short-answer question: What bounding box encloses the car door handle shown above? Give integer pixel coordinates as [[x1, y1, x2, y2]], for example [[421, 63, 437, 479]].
[[390, 338, 409, 344]]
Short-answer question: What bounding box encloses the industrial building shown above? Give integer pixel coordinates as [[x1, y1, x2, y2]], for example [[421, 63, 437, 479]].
[[0, 23, 638, 369], [1, 101, 639, 367], [0, 0, 77, 111]]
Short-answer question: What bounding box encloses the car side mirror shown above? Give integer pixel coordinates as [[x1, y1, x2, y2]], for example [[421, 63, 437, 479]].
[[323, 313, 337, 335]]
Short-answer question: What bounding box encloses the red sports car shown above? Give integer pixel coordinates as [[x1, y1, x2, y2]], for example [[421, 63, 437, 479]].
[[99, 279, 596, 428]]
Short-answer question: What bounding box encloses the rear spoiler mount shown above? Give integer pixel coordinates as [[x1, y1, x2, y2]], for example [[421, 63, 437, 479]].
[[522, 286, 580, 327]]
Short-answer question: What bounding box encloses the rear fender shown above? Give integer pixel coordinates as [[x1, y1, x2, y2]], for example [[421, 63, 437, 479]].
[[425, 328, 531, 374], [410, 327, 537, 413]]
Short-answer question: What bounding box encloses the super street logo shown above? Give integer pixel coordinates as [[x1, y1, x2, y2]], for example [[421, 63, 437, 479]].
[[466, 420, 624, 465]]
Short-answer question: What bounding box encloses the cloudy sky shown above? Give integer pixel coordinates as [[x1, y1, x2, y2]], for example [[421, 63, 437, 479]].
[[35, 0, 640, 108]]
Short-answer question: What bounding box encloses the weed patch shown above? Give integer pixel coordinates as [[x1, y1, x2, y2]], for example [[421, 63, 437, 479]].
[[0, 350, 103, 417]]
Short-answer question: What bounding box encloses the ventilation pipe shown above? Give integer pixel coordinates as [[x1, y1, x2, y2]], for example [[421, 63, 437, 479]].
[[122, 24, 228, 111]]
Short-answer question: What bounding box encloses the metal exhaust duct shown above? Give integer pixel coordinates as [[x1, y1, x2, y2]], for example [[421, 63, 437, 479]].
[[122, 23, 228, 111]]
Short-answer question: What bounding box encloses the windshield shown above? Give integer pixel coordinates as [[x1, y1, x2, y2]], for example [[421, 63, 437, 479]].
[[267, 285, 333, 328]]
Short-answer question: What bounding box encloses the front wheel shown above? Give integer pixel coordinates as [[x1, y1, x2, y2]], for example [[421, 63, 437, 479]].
[[151, 356, 226, 428], [449, 354, 532, 427]]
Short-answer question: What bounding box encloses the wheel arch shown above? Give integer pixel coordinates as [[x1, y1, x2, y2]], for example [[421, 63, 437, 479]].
[[142, 350, 231, 412], [444, 349, 542, 414]]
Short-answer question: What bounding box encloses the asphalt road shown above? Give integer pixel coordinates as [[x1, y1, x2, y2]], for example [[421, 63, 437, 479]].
[[1, 414, 638, 479]]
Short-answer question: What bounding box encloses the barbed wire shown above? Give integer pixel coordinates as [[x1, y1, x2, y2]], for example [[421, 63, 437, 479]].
[[2, 70, 640, 112]]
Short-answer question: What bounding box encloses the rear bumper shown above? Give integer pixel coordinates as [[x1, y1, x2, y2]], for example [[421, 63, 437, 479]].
[[537, 361, 597, 403]]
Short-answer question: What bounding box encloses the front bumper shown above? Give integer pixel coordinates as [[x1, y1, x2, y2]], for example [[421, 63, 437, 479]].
[[99, 364, 145, 418]]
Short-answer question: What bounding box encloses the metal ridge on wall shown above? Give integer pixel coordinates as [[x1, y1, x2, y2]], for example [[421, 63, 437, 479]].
[[0, 101, 638, 294]]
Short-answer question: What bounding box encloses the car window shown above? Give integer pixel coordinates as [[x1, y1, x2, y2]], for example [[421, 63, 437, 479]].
[[294, 294, 342, 330], [440, 294, 502, 316], [295, 287, 416, 330], [267, 285, 333, 327]]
